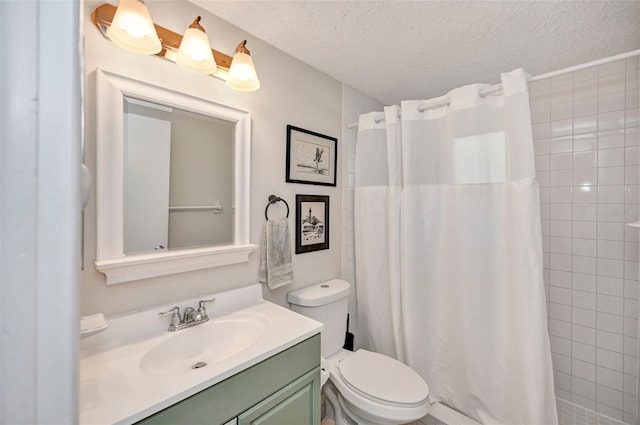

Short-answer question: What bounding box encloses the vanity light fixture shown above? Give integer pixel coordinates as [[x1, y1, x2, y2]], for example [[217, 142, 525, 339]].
[[176, 16, 217, 74], [92, 3, 261, 91], [106, 0, 161, 55], [226, 41, 261, 92]]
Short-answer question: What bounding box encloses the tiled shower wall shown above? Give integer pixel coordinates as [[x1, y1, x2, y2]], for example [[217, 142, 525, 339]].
[[341, 56, 640, 423], [534, 57, 640, 424]]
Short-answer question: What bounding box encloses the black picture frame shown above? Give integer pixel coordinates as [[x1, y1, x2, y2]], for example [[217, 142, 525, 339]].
[[286, 125, 337, 186], [295, 194, 329, 254]]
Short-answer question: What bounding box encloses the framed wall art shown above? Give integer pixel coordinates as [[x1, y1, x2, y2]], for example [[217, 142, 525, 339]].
[[295, 194, 329, 254], [286, 125, 337, 186]]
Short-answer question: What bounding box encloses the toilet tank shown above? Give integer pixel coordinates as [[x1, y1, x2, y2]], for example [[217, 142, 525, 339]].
[[287, 279, 350, 358]]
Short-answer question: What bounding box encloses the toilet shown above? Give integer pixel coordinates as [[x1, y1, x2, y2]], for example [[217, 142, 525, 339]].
[[288, 279, 430, 425]]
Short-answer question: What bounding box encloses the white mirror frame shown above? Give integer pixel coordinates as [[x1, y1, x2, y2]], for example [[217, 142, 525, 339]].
[[94, 69, 257, 285]]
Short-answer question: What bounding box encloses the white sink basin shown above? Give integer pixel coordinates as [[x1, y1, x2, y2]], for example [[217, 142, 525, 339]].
[[80, 285, 323, 425], [140, 314, 269, 375]]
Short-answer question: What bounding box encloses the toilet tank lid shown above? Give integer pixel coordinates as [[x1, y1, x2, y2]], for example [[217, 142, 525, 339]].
[[287, 279, 350, 307]]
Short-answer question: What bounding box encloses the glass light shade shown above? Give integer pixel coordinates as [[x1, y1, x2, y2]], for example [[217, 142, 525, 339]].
[[106, 0, 161, 55], [176, 27, 217, 74], [226, 51, 260, 92]]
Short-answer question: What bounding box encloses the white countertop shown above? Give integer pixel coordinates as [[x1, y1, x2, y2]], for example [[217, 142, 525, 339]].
[[79, 284, 323, 425]]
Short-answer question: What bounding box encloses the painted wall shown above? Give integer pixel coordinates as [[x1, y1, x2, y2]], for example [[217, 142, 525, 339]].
[[81, 0, 342, 317], [533, 57, 640, 423]]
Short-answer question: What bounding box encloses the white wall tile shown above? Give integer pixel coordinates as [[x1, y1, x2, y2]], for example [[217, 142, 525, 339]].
[[598, 186, 626, 204], [599, 92, 626, 114], [574, 307, 597, 328], [551, 302, 572, 322], [626, 89, 639, 110], [574, 358, 597, 381], [552, 102, 574, 121], [627, 127, 639, 148], [551, 187, 573, 203], [575, 133, 598, 152], [624, 185, 639, 204], [574, 221, 597, 239], [597, 294, 624, 315], [623, 354, 637, 376], [625, 146, 640, 166], [573, 376, 597, 400], [623, 317, 637, 338], [574, 341, 597, 364], [597, 276, 624, 297], [574, 185, 598, 203], [534, 138, 551, 155], [574, 289, 597, 310], [574, 79, 598, 100], [599, 167, 626, 185], [599, 73, 626, 94], [551, 203, 573, 220], [575, 115, 599, 135], [550, 269, 572, 287], [626, 108, 639, 128], [575, 67, 599, 82], [552, 285, 573, 304], [599, 130, 625, 149], [551, 170, 573, 186], [598, 258, 625, 278], [574, 238, 597, 257], [551, 237, 573, 254], [623, 299, 638, 319], [624, 280, 639, 300], [625, 165, 640, 184], [575, 150, 598, 169], [600, 60, 627, 78], [575, 97, 598, 117], [598, 148, 625, 168], [529, 78, 551, 93], [597, 330, 623, 352], [574, 204, 597, 221], [574, 273, 597, 293], [575, 324, 597, 345], [598, 222, 625, 241], [599, 110, 626, 132], [552, 119, 574, 138], [598, 348, 624, 372], [597, 368, 624, 392], [597, 384, 624, 411], [597, 311, 624, 334], [553, 352, 573, 373], [575, 255, 598, 275], [597, 240, 624, 260], [551, 153, 574, 170]]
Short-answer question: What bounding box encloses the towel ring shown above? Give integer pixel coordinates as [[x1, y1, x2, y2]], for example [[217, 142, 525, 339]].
[[265, 195, 290, 221]]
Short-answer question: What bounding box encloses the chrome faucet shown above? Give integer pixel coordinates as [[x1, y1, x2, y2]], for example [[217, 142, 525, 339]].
[[159, 299, 215, 331]]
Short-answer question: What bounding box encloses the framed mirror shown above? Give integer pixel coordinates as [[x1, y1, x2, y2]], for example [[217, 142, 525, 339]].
[[95, 69, 256, 284]]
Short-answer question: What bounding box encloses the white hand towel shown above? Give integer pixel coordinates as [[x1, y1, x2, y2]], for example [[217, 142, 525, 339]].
[[259, 218, 293, 289]]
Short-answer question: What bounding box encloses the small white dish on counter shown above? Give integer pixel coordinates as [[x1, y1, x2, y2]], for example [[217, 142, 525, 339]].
[[79, 284, 323, 425]]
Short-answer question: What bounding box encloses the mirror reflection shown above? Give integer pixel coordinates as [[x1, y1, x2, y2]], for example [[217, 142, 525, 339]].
[[123, 96, 234, 254]]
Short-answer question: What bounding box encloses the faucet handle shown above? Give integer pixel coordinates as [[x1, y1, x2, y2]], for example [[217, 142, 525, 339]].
[[198, 298, 215, 318], [159, 306, 181, 328]]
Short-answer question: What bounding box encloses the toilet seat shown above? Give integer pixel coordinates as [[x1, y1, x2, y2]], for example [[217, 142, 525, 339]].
[[337, 349, 429, 408], [326, 349, 430, 424]]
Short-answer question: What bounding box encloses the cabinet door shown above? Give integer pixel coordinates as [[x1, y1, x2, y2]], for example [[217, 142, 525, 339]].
[[238, 368, 320, 425]]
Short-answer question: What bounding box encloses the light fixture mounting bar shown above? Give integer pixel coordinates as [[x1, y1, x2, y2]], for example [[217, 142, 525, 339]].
[[91, 4, 233, 71]]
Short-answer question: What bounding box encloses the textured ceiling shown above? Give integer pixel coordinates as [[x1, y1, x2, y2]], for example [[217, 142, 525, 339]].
[[193, 1, 640, 105]]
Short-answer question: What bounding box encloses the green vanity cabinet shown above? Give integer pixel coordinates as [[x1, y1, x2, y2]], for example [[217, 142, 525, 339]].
[[137, 334, 321, 425]]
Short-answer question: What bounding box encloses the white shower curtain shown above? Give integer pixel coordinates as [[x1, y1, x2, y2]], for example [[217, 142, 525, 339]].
[[355, 69, 557, 424]]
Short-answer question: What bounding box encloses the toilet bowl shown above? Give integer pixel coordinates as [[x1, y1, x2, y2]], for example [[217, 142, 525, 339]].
[[288, 279, 430, 425]]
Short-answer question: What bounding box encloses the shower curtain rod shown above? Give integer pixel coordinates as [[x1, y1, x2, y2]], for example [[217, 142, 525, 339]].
[[346, 48, 640, 130]]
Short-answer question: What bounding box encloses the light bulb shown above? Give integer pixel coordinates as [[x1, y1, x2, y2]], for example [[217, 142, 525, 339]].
[[176, 17, 217, 74], [226, 41, 260, 92], [106, 0, 161, 55]]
